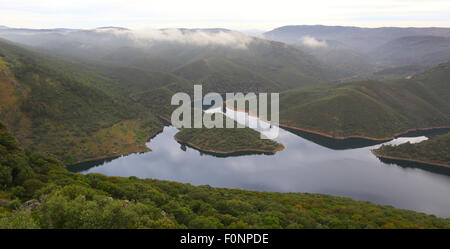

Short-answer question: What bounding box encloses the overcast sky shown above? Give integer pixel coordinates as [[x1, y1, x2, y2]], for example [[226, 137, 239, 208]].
[[1, 0, 449, 31]]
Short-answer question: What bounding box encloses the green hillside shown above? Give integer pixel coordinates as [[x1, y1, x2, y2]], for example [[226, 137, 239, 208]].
[[0, 39, 163, 164], [0, 38, 289, 165], [277, 62, 450, 139], [292, 41, 375, 77], [101, 35, 345, 89], [1, 123, 449, 229], [173, 57, 282, 93], [100, 38, 346, 90], [373, 132, 450, 167]]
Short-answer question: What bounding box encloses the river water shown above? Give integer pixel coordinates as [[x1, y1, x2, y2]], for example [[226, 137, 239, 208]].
[[69, 108, 450, 217]]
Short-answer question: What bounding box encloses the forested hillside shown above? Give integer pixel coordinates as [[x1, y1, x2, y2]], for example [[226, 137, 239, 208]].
[[277, 62, 450, 139], [0, 39, 163, 164]]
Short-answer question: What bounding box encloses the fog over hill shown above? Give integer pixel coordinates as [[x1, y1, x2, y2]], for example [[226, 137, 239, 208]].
[[1, 24, 450, 82], [263, 25, 450, 77], [264, 25, 450, 51], [0, 26, 348, 89]]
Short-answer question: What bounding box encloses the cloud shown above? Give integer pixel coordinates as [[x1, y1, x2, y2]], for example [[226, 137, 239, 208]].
[[300, 36, 328, 48], [94, 27, 254, 49]]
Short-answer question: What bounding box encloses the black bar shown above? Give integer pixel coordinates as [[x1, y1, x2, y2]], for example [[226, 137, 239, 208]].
[[1, 229, 448, 248]]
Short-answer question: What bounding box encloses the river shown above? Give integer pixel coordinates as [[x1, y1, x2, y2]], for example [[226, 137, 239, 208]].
[[68, 108, 450, 217]]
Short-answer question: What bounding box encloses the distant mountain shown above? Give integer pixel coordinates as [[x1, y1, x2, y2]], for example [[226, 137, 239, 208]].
[[95, 26, 129, 31], [176, 28, 232, 33], [264, 25, 450, 52], [264, 25, 450, 71], [292, 38, 374, 76], [0, 27, 347, 89], [369, 36, 450, 66]]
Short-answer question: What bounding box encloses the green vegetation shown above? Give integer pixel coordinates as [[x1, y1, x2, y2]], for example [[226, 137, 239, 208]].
[[0, 39, 291, 164], [1, 123, 449, 229], [133, 82, 195, 119], [277, 62, 450, 139], [0, 39, 163, 164], [174, 113, 284, 155], [373, 132, 450, 167], [173, 57, 283, 93]]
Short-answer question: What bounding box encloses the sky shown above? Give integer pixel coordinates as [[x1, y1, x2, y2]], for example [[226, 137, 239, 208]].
[[1, 0, 450, 31]]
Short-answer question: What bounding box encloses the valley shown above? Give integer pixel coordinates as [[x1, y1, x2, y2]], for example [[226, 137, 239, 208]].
[[69, 107, 450, 218], [0, 24, 449, 229]]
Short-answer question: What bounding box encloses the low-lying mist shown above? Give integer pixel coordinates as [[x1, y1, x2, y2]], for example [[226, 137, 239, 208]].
[[95, 28, 255, 49], [0, 27, 256, 51]]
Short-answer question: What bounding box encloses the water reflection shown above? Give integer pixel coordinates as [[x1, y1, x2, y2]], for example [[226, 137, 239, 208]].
[[280, 126, 389, 149], [69, 108, 450, 218], [377, 157, 450, 176]]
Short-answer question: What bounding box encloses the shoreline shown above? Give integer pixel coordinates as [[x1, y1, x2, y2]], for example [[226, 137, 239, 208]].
[[173, 135, 285, 157], [371, 150, 450, 169], [68, 125, 165, 167], [225, 101, 450, 142], [161, 114, 285, 156], [278, 124, 450, 142], [158, 115, 172, 125]]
